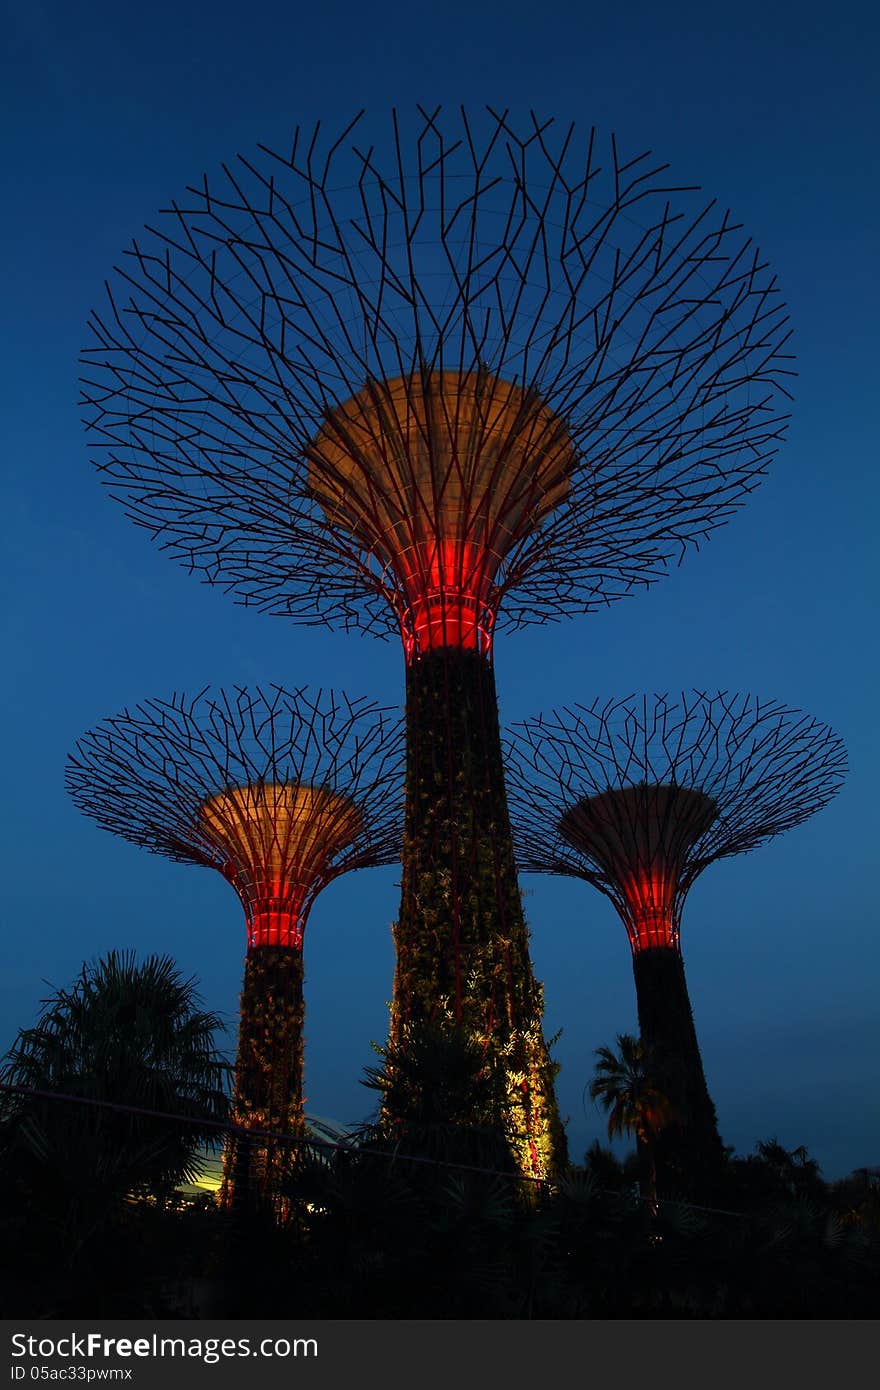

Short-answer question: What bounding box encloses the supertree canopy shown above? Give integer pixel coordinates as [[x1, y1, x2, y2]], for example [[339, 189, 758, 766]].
[[506, 692, 846, 1194], [66, 686, 403, 1201], [80, 108, 794, 1178]]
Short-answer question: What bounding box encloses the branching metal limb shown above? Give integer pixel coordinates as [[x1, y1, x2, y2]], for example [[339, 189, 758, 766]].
[[504, 691, 846, 936], [66, 686, 405, 932], [81, 109, 795, 640]]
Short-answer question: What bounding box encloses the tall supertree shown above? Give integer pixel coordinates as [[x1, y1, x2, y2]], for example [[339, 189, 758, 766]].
[[506, 692, 846, 1194], [80, 108, 794, 1177], [65, 686, 403, 1202]]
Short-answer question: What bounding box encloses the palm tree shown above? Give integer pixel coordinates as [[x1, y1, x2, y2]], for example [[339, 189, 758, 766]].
[[1, 951, 231, 1252], [588, 1033, 676, 1209]]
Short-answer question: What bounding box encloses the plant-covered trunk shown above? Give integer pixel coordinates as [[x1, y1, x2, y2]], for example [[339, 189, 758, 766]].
[[631, 945, 723, 1199], [225, 946, 306, 1211], [390, 645, 566, 1178]]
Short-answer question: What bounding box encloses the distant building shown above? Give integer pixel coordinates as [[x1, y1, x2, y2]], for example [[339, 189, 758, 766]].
[[179, 1114, 357, 1197]]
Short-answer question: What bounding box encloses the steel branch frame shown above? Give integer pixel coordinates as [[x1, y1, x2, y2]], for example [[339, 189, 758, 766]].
[[81, 108, 795, 639], [66, 684, 405, 926], [506, 690, 846, 935]]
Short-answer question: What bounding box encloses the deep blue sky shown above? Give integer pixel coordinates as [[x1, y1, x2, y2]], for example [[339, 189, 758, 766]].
[[2, 0, 877, 1178]]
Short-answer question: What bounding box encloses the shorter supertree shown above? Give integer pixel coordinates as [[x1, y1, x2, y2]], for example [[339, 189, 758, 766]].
[[66, 686, 404, 1204], [506, 692, 846, 1195]]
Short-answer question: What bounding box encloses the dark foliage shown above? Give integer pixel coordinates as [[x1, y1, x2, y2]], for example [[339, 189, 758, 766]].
[[3, 966, 876, 1318], [0, 951, 230, 1315]]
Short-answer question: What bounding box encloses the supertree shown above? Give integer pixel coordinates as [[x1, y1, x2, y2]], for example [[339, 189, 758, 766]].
[[80, 108, 794, 1177], [506, 691, 846, 1195], [65, 686, 404, 1202]]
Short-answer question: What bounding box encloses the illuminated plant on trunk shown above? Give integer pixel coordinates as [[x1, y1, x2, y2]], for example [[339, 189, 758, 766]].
[[81, 108, 793, 1176], [66, 686, 403, 1205], [506, 692, 845, 1194]]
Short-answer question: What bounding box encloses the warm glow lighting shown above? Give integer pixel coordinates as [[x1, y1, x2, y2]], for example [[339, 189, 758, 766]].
[[559, 784, 717, 952], [199, 782, 362, 949], [397, 535, 495, 656], [308, 371, 574, 660], [619, 870, 680, 951]]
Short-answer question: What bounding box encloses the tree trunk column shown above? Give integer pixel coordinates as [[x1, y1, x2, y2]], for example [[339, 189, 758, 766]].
[[225, 945, 306, 1209], [390, 645, 566, 1177], [631, 945, 723, 1197]]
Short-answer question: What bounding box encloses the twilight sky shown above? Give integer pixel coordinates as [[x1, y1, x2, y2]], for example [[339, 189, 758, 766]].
[[1, 0, 877, 1178]]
